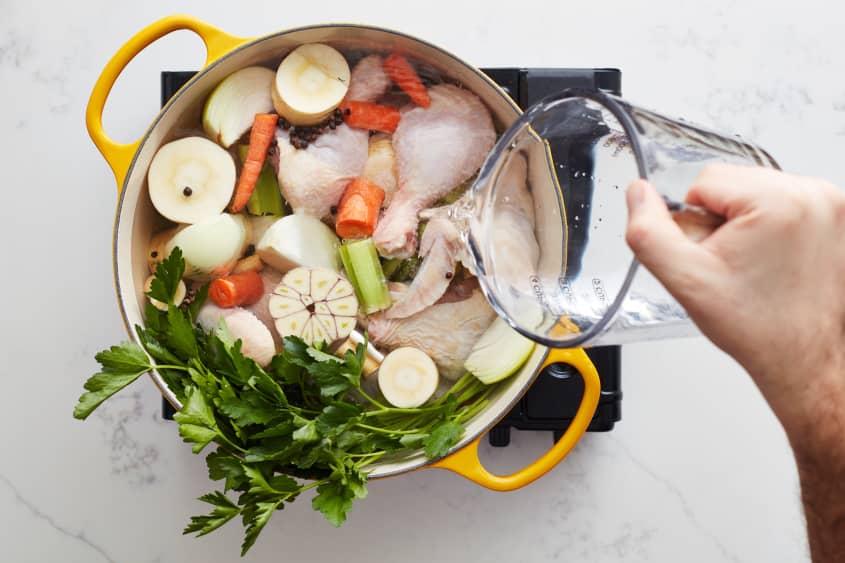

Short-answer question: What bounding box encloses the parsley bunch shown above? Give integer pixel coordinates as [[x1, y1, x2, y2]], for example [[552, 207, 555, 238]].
[[74, 250, 493, 555]]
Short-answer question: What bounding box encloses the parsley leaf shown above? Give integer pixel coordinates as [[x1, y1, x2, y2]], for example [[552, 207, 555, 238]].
[[316, 402, 361, 438], [217, 390, 283, 427], [174, 387, 222, 454], [166, 305, 198, 360], [206, 450, 248, 491], [73, 342, 152, 420], [183, 491, 241, 537], [311, 467, 367, 527], [241, 500, 282, 556], [423, 420, 464, 458], [147, 247, 185, 304]]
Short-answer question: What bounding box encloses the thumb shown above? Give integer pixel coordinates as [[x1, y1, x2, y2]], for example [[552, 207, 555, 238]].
[[625, 179, 710, 297]]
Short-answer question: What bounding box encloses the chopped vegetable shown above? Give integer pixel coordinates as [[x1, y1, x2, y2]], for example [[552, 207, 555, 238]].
[[272, 44, 350, 126], [148, 137, 236, 224], [166, 213, 249, 280], [237, 145, 286, 217], [202, 66, 275, 148], [340, 101, 401, 133], [378, 347, 439, 408], [383, 53, 430, 108], [339, 238, 392, 314], [464, 317, 536, 384], [269, 267, 358, 345], [230, 114, 278, 213], [209, 271, 265, 308], [256, 214, 341, 272], [335, 178, 385, 239]]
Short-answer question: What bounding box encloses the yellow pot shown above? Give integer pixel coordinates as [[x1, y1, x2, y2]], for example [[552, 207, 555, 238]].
[[85, 14, 601, 491]]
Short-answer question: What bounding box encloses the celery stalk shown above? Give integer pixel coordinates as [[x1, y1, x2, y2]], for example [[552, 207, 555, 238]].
[[340, 239, 391, 314], [237, 145, 286, 216]]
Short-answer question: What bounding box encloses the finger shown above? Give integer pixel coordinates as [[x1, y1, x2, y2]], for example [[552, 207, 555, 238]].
[[626, 179, 712, 296], [686, 164, 787, 219]]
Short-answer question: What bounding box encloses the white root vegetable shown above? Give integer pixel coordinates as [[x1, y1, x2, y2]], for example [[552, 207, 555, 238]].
[[147, 136, 235, 224], [256, 214, 340, 273], [272, 44, 350, 125], [378, 347, 439, 408]]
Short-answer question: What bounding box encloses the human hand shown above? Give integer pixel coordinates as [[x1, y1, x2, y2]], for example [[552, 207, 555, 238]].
[[625, 164, 845, 561], [624, 165, 845, 453]]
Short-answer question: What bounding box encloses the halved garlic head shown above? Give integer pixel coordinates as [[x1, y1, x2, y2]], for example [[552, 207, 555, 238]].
[[268, 267, 358, 346]]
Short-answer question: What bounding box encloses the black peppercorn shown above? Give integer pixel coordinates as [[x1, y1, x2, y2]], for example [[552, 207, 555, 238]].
[[445, 271, 453, 279], [150, 250, 158, 258], [183, 186, 193, 197]]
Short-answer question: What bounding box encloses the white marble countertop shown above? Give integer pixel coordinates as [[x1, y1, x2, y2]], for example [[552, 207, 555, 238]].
[[2, 0, 842, 561]]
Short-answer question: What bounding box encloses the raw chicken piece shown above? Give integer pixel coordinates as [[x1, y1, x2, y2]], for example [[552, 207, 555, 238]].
[[246, 266, 284, 346], [368, 279, 496, 380], [362, 134, 398, 205], [275, 124, 368, 218], [385, 213, 461, 319], [373, 84, 495, 259], [197, 303, 276, 367], [346, 54, 391, 102]]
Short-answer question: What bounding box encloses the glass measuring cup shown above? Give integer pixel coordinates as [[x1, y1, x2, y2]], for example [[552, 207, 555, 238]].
[[460, 89, 779, 348]]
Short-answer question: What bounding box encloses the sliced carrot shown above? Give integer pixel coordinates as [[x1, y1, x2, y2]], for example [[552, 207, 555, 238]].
[[341, 101, 401, 133], [336, 178, 386, 239], [383, 53, 430, 108], [209, 271, 265, 308], [230, 113, 278, 213]]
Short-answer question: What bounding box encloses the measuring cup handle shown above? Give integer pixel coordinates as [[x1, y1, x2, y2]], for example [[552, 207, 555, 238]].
[[85, 14, 250, 190], [429, 347, 601, 491], [664, 197, 725, 241]]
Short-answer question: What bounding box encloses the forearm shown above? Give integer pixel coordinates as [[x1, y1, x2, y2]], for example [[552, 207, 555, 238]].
[[787, 368, 845, 563], [796, 454, 845, 563]]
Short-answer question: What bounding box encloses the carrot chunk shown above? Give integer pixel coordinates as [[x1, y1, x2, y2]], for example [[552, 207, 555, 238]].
[[209, 271, 265, 308], [335, 178, 386, 239], [383, 53, 430, 108]]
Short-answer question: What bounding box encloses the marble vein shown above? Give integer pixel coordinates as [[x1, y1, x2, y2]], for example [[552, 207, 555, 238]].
[[0, 472, 116, 563], [96, 390, 160, 487], [609, 436, 743, 563]]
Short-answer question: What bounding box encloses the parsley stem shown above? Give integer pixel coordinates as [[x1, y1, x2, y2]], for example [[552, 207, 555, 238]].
[[153, 364, 190, 371], [362, 404, 448, 417], [354, 422, 423, 435], [355, 386, 389, 410], [355, 451, 385, 468]]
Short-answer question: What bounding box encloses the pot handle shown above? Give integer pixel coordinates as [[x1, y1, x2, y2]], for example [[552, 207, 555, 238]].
[[430, 347, 600, 491], [85, 15, 250, 190]]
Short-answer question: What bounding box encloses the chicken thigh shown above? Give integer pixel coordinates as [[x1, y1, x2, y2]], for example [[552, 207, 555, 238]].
[[368, 279, 496, 380], [373, 84, 495, 258], [275, 124, 368, 218]]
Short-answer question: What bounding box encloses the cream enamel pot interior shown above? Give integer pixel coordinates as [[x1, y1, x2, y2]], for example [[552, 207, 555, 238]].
[[85, 14, 600, 490]]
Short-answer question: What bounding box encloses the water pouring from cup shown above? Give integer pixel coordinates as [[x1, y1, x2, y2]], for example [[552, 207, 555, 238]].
[[454, 89, 779, 348]]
